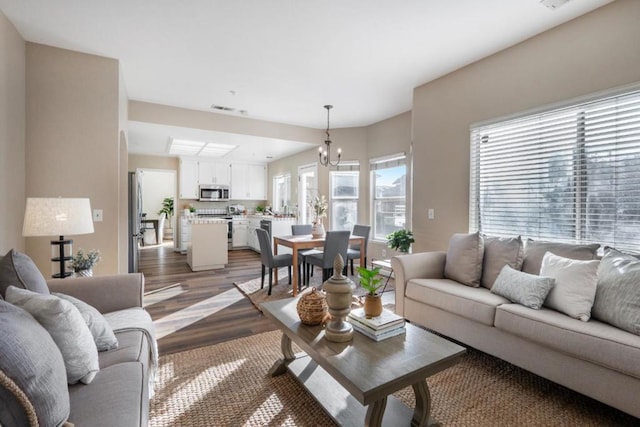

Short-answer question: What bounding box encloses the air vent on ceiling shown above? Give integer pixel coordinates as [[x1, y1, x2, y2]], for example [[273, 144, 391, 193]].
[[211, 104, 235, 112], [540, 0, 570, 10]]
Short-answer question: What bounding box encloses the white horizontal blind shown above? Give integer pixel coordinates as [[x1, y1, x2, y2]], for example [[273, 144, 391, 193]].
[[470, 89, 640, 253]]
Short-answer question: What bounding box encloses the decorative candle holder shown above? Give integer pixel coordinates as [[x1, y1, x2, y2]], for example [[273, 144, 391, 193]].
[[323, 254, 354, 342]]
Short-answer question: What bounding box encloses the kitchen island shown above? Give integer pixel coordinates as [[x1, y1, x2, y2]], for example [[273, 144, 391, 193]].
[[187, 219, 228, 271]]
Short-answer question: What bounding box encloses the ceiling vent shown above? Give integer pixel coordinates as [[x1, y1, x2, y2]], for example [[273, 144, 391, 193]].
[[211, 104, 235, 112], [540, 0, 570, 10]]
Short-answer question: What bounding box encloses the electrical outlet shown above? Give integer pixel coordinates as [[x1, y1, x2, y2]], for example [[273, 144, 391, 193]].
[[381, 249, 387, 257], [93, 209, 103, 222], [428, 208, 435, 220]]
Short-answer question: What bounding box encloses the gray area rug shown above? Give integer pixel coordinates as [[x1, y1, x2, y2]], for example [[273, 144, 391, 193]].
[[149, 330, 637, 426]]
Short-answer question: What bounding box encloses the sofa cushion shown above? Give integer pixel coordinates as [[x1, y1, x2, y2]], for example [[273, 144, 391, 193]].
[[444, 232, 484, 287], [406, 278, 509, 325], [481, 235, 524, 289], [540, 252, 600, 321], [521, 240, 599, 275], [98, 330, 149, 370], [490, 265, 555, 310], [0, 300, 70, 427], [54, 292, 119, 351], [68, 362, 147, 427], [0, 249, 49, 299], [5, 286, 100, 385], [495, 303, 640, 380], [592, 247, 640, 335]]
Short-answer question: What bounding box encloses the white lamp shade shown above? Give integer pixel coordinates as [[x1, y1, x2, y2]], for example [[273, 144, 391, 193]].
[[22, 197, 95, 237]]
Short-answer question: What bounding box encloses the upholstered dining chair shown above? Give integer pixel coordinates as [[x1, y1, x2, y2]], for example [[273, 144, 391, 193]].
[[256, 228, 295, 295], [346, 224, 371, 275], [305, 230, 351, 283], [292, 224, 318, 281]]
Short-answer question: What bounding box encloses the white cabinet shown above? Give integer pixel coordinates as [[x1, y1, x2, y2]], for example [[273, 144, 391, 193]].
[[198, 160, 230, 186], [247, 218, 261, 252], [178, 216, 192, 253], [231, 163, 266, 200], [187, 222, 228, 271], [179, 158, 199, 199], [232, 220, 248, 248]]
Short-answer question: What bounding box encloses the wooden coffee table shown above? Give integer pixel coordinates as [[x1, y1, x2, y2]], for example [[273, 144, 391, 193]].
[[261, 298, 466, 427]]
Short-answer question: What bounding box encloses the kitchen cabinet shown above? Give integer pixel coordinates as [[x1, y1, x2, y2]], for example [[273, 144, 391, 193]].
[[198, 160, 230, 186], [247, 217, 261, 252], [179, 158, 199, 199], [231, 163, 266, 200], [232, 219, 248, 248]]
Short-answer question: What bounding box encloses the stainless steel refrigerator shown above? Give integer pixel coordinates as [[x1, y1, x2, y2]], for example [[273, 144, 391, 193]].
[[128, 171, 143, 272]]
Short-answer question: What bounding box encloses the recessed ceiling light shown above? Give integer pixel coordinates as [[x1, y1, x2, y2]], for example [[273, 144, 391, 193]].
[[168, 138, 237, 157]]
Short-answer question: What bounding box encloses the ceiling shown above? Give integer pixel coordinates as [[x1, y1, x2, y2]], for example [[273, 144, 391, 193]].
[[0, 0, 613, 161]]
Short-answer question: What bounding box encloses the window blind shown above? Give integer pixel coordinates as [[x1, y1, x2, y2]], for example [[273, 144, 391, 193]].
[[470, 89, 640, 253]]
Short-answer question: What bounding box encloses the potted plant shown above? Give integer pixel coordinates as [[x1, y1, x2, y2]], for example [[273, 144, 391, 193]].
[[70, 248, 101, 277], [357, 266, 383, 317], [158, 197, 174, 240], [387, 229, 415, 253], [309, 195, 328, 237]]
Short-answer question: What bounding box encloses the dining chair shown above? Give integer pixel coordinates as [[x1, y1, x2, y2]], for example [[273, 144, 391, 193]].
[[305, 230, 351, 283], [256, 228, 295, 295], [346, 224, 371, 275], [292, 224, 318, 282]]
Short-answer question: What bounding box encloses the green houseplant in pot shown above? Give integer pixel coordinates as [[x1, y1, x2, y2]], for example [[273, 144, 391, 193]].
[[70, 249, 101, 277], [158, 197, 174, 241], [386, 229, 415, 253], [357, 266, 383, 317]]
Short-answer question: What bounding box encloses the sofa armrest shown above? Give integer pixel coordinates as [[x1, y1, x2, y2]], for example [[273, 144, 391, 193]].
[[46, 273, 144, 314], [391, 251, 446, 316]]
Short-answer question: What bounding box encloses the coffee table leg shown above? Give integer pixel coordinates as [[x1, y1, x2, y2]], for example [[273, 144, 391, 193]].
[[268, 333, 295, 377], [365, 396, 387, 427], [411, 379, 432, 427]]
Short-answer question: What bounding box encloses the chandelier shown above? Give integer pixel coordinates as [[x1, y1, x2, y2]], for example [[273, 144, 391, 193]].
[[318, 105, 341, 167]]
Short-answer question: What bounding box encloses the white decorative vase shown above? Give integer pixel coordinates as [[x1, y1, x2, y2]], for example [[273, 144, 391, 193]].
[[73, 268, 93, 278], [311, 221, 325, 238]]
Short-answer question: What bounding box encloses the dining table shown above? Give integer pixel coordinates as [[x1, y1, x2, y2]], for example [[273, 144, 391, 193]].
[[273, 234, 366, 296]]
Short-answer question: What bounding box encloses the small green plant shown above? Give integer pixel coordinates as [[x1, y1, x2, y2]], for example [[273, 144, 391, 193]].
[[70, 249, 101, 272], [255, 205, 265, 213], [387, 229, 415, 253], [357, 266, 383, 295], [158, 197, 174, 221]]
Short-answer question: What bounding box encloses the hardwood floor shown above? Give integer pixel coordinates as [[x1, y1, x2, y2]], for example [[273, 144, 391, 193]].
[[139, 243, 277, 355]]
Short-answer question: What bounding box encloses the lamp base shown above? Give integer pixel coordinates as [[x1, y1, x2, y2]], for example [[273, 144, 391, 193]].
[[51, 237, 73, 279]]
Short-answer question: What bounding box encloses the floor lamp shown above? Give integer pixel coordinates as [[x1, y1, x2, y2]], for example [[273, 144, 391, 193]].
[[22, 197, 95, 278]]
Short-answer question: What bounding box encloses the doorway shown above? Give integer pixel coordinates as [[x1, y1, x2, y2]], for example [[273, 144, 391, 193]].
[[297, 163, 317, 224]]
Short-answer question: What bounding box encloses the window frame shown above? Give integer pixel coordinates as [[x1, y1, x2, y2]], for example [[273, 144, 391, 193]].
[[329, 163, 360, 231], [272, 173, 291, 214], [470, 84, 640, 253], [370, 153, 407, 242]]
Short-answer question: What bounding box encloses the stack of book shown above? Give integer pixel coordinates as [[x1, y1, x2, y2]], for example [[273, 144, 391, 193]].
[[348, 308, 406, 341]]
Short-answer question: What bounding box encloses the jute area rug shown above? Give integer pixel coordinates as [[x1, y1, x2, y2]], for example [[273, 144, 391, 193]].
[[233, 267, 395, 311], [149, 330, 636, 427]]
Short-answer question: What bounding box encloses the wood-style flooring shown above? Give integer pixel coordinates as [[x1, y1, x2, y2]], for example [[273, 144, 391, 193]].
[[139, 243, 277, 355]]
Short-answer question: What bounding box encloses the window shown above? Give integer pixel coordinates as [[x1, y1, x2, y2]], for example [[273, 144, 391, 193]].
[[470, 88, 640, 252], [330, 163, 359, 231], [371, 154, 406, 241], [272, 174, 291, 214]]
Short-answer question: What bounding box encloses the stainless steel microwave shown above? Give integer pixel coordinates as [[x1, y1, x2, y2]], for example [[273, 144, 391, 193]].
[[199, 184, 230, 201]]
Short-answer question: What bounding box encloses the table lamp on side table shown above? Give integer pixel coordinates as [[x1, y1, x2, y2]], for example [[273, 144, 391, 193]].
[[22, 197, 95, 278]]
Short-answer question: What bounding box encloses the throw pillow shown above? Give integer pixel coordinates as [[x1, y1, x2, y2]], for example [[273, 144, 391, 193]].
[[490, 265, 555, 309], [0, 300, 70, 426], [444, 232, 484, 287], [521, 240, 599, 275], [5, 286, 100, 384], [0, 249, 49, 299], [481, 235, 524, 289], [592, 247, 640, 335], [54, 292, 119, 351], [540, 252, 600, 321]]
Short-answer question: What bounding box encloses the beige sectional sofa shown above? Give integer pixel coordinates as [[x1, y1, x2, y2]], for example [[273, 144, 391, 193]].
[[0, 249, 155, 427], [392, 235, 640, 419]]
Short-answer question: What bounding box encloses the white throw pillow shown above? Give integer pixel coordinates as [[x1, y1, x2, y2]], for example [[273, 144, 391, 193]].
[[540, 252, 600, 321], [5, 286, 100, 384]]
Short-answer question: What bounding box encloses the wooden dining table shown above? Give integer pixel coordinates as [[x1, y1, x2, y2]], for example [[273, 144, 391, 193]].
[[273, 234, 365, 296]]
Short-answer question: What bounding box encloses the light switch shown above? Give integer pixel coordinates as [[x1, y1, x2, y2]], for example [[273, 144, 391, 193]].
[[428, 208, 435, 220], [93, 209, 103, 222]]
